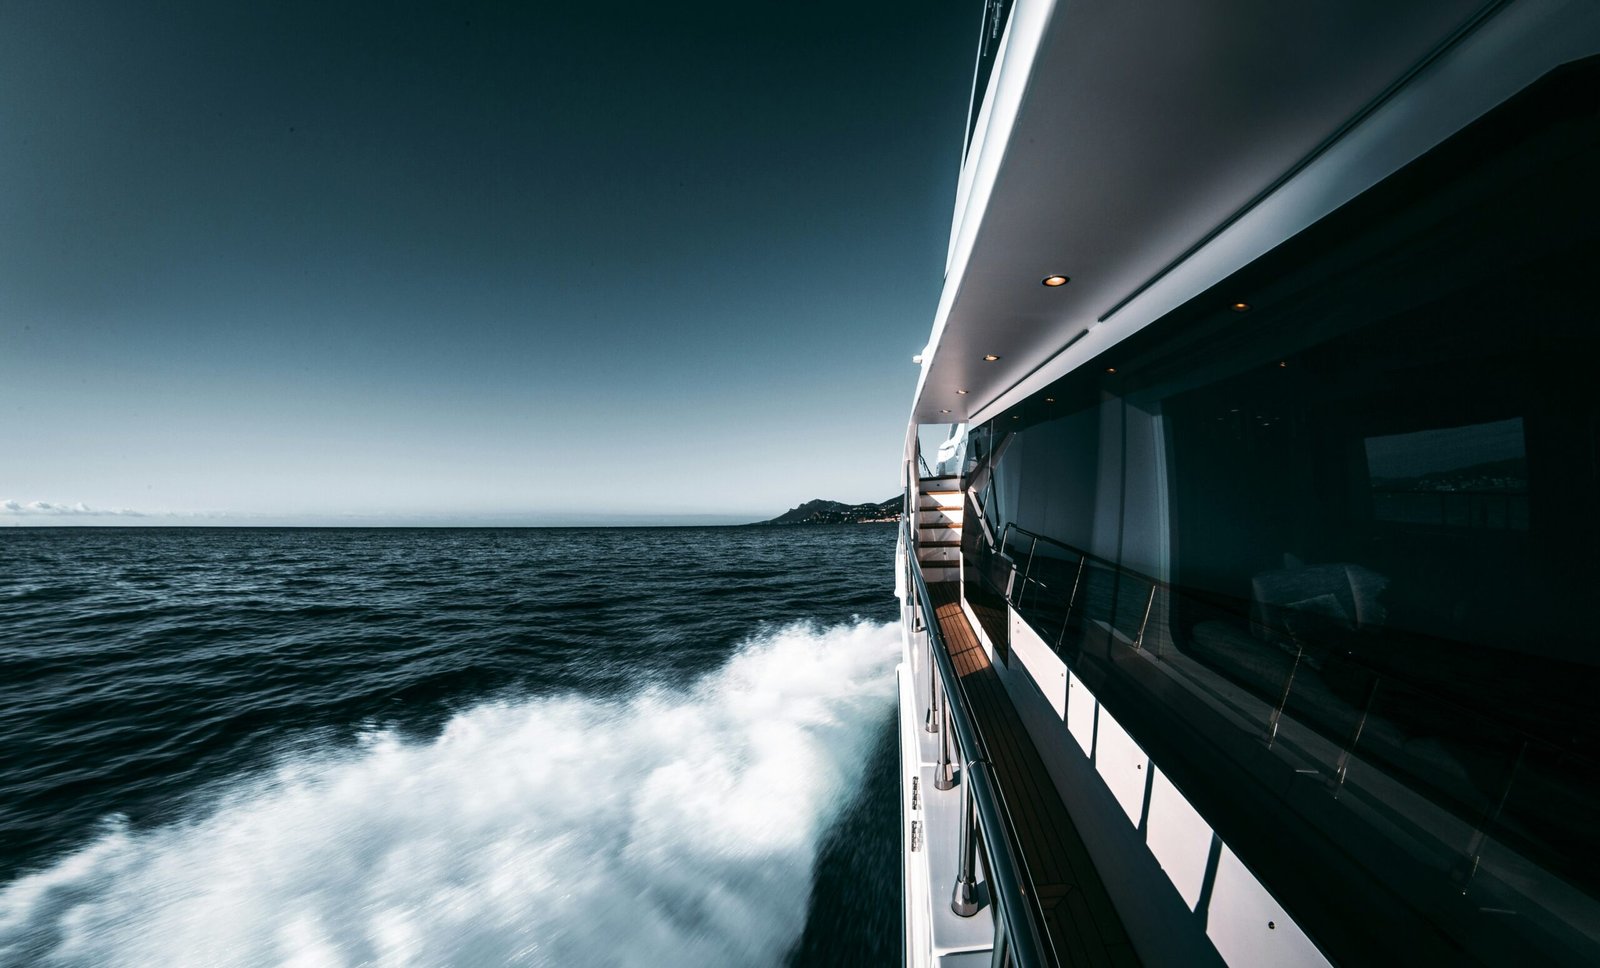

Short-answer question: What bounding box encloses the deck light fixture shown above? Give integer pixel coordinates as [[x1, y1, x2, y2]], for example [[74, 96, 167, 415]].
[[956, 389, 969, 395], [1041, 274, 1070, 287], [1106, 367, 1117, 374], [940, 409, 953, 414], [983, 354, 1000, 362], [1231, 301, 1252, 312], [1045, 397, 1055, 404]]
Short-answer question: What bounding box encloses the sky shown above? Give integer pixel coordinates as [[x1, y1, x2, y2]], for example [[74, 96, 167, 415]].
[[0, 1, 977, 525]]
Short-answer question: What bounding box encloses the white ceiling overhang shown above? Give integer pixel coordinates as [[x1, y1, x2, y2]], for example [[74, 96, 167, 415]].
[[911, 0, 1600, 426]]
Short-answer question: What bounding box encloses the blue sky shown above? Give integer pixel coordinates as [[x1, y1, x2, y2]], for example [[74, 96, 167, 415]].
[[1, 2, 975, 524]]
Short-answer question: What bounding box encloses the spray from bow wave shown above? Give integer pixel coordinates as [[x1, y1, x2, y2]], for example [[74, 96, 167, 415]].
[[0, 620, 900, 967]]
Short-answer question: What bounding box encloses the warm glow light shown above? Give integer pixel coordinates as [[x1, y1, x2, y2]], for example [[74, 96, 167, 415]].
[[1106, 367, 1117, 374], [1041, 274, 1070, 288], [940, 409, 952, 414], [1278, 361, 1287, 368], [983, 354, 1000, 362], [1231, 301, 1252, 312], [956, 389, 969, 395]]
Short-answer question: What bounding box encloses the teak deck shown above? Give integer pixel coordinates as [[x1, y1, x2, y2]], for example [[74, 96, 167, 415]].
[[927, 581, 1140, 967]]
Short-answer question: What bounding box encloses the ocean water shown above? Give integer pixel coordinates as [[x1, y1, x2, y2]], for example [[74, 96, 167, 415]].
[[0, 526, 902, 967]]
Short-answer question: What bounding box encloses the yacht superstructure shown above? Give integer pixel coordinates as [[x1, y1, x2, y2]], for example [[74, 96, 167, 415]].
[[896, 3, 1600, 965]]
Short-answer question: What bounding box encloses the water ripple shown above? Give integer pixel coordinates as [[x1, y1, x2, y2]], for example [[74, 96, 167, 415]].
[[0, 525, 899, 966]]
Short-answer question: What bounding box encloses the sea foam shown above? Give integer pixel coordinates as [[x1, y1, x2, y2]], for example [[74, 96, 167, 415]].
[[0, 620, 900, 967]]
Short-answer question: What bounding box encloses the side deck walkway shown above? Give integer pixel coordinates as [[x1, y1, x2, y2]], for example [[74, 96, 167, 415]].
[[927, 582, 1140, 967]]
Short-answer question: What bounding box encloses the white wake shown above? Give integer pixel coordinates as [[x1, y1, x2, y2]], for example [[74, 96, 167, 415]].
[[0, 620, 900, 967]]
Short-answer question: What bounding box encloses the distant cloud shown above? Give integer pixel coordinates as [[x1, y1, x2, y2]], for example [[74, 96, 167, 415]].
[[2, 499, 146, 517]]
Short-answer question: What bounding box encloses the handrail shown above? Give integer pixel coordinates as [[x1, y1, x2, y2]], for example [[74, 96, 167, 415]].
[[906, 519, 1050, 968]]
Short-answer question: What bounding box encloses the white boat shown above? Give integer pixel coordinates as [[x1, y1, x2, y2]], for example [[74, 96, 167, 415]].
[[895, 2, 1600, 965]]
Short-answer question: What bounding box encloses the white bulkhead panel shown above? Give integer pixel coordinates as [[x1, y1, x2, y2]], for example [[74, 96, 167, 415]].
[[1066, 670, 1095, 757], [1208, 845, 1329, 968], [1144, 768, 1213, 911], [1091, 703, 1150, 826], [1008, 607, 1066, 716]]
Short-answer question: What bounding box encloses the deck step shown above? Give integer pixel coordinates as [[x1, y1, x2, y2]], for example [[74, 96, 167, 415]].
[[919, 490, 963, 510]]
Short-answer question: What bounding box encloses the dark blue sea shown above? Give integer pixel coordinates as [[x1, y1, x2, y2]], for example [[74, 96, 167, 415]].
[[0, 526, 902, 967]]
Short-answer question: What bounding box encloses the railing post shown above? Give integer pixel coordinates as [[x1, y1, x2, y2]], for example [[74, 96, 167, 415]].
[[924, 627, 942, 733], [1055, 556, 1088, 654], [1014, 535, 1038, 611], [1265, 643, 1305, 748], [1459, 737, 1528, 889], [1333, 678, 1380, 797], [934, 682, 957, 790], [952, 761, 981, 916], [1131, 583, 1157, 652]]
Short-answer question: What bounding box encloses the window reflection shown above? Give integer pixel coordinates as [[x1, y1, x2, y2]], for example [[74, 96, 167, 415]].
[[1365, 418, 1529, 530]]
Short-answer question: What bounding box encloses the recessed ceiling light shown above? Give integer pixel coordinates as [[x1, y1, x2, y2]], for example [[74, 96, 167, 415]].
[[956, 389, 969, 395], [1106, 367, 1117, 374], [983, 354, 1000, 362], [1231, 301, 1252, 313], [1041, 274, 1070, 288], [1012, 415, 1020, 420], [1045, 397, 1055, 403], [1278, 361, 1287, 368], [940, 409, 952, 414]]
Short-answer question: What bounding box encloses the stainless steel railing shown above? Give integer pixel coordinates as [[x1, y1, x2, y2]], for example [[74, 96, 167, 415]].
[[905, 519, 1049, 968]]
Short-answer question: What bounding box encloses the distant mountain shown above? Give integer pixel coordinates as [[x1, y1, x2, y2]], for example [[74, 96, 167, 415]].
[[758, 497, 901, 525]]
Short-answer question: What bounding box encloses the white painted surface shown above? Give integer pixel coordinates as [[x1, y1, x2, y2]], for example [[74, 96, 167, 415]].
[[895, 532, 907, 603], [942, 0, 1048, 279], [901, 616, 942, 770], [917, 0, 1057, 409], [897, 662, 932, 968], [922, 764, 997, 958], [1009, 607, 1066, 716], [1145, 768, 1213, 911], [1066, 670, 1095, 757], [1208, 845, 1329, 968], [1091, 703, 1150, 826], [900, 626, 996, 967]]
